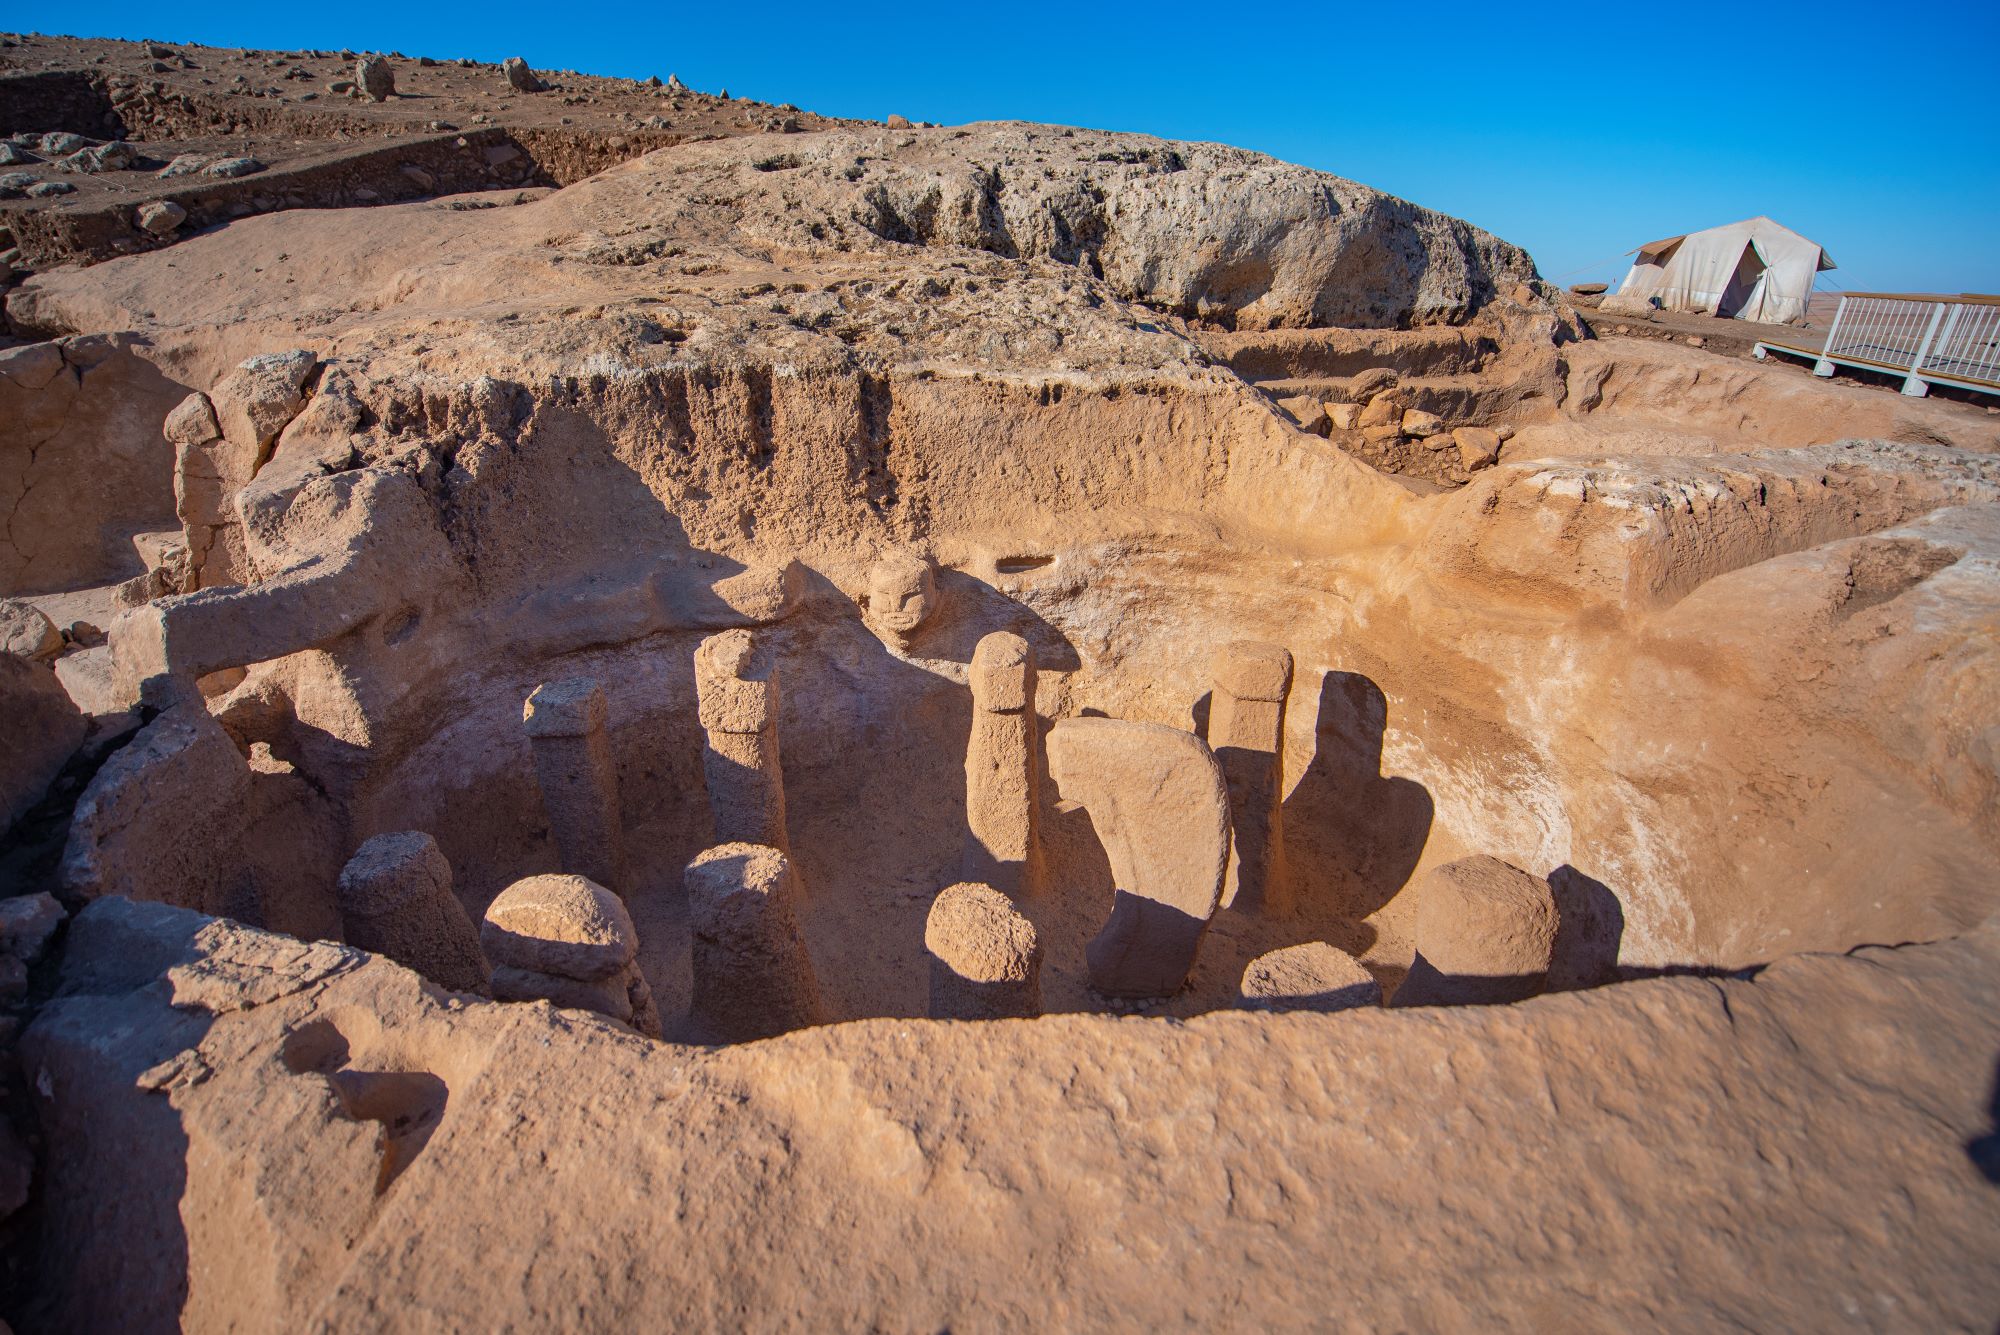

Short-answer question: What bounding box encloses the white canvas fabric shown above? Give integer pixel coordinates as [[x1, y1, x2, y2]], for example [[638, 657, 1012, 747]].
[[1616, 217, 1834, 324]]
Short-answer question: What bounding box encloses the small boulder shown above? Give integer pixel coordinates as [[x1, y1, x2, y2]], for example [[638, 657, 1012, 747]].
[[1569, 282, 1608, 296], [1275, 394, 1328, 435], [0, 892, 66, 965], [886, 114, 913, 129], [204, 156, 265, 179], [1452, 426, 1502, 471], [25, 181, 75, 198], [1400, 408, 1444, 438], [504, 57, 546, 93], [1356, 390, 1403, 430], [157, 154, 211, 178], [1237, 942, 1380, 1013], [135, 199, 186, 236], [0, 600, 61, 662], [356, 55, 396, 102], [1326, 402, 1361, 432], [1393, 856, 1559, 1007], [1349, 367, 1397, 399]]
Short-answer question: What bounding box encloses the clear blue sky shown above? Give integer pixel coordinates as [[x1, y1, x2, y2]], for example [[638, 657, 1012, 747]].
[[14, 0, 2000, 293]]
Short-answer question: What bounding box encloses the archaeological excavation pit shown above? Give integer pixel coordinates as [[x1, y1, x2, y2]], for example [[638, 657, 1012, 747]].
[[2, 35, 1998, 1331]]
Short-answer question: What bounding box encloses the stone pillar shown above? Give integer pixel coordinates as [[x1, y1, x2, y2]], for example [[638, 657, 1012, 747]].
[[522, 677, 625, 892], [336, 832, 491, 994], [1236, 942, 1379, 1013], [694, 630, 791, 861], [925, 882, 1042, 1020], [1211, 640, 1293, 916], [684, 843, 822, 1043], [1391, 856, 1559, 1008], [480, 873, 661, 1037], [962, 631, 1043, 898], [1045, 716, 1230, 999]]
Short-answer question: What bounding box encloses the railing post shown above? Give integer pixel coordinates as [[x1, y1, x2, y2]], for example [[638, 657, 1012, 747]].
[[1814, 295, 1849, 377], [1902, 301, 1950, 396]]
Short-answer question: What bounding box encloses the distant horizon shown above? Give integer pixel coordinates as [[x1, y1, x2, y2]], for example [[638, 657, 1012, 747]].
[[10, 0, 1998, 297]]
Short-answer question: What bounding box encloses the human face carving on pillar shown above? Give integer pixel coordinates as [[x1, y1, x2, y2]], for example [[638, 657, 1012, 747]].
[[864, 552, 938, 647]]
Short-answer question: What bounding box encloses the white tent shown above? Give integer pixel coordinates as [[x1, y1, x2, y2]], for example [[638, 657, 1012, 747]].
[[1615, 217, 1834, 324]]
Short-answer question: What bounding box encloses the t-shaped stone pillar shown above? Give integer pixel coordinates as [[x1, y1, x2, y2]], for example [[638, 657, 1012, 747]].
[[1046, 716, 1230, 999], [523, 678, 626, 893], [962, 632, 1044, 898], [694, 630, 792, 865], [925, 881, 1042, 1020], [684, 843, 823, 1042], [335, 831, 491, 995], [481, 873, 661, 1037], [1210, 640, 1293, 916]]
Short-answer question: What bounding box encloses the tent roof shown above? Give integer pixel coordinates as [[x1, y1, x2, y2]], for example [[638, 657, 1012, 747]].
[[1627, 216, 1836, 271]]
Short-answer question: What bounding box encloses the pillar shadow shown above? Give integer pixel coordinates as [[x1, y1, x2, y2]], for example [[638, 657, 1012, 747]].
[[1280, 670, 1434, 950]]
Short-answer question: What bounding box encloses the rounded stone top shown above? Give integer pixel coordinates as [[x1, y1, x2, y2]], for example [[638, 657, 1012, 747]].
[[481, 873, 636, 980], [1238, 941, 1380, 1013], [0, 598, 62, 662], [336, 831, 451, 917], [684, 843, 795, 928], [925, 882, 1041, 983], [523, 677, 607, 737], [696, 628, 756, 681], [1413, 855, 1558, 977], [1213, 640, 1294, 703], [969, 631, 1034, 710]]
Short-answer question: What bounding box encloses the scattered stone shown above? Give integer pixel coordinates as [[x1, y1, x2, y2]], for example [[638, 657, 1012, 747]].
[[886, 114, 912, 129], [336, 832, 490, 994], [399, 164, 434, 192], [0, 600, 61, 661], [1393, 856, 1560, 1007], [64, 622, 102, 647], [1349, 367, 1398, 399], [357, 55, 395, 101], [134, 199, 186, 236], [503, 57, 546, 93], [1326, 401, 1361, 431], [0, 173, 36, 200], [0, 144, 38, 166], [0, 659, 85, 834], [926, 882, 1042, 1020], [326, 80, 354, 95], [1356, 390, 1403, 430], [1238, 942, 1381, 1013], [1275, 393, 1329, 435], [204, 156, 265, 178], [0, 892, 66, 964], [57, 141, 137, 173], [1401, 408, 1445, 438], [1686, 335, 1706, 348], [157, 154, 211, 178], [25, 180, 74, 198], [37, 132, 87, 156], [1452, 426, 1502, 471]]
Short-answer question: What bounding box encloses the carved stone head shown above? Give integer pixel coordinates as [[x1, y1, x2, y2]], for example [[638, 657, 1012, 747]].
[[864, 551, 938, 647]]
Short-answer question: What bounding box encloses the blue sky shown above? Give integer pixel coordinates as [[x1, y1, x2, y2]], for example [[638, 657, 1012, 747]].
[[15, 0, 2000, 292]]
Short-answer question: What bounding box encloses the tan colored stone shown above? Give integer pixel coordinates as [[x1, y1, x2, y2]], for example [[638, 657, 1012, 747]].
[[1393, 855, 1559, 1007], [694, 630, 791, 861], [1356, 390, 1403, 429], [480, 873, 636, 982], [1210, 639, 1292, 915], [684, 843, 822, 1042], [1401, 408, 1445, 438], [1452, 425, 1502, 470], [1325, 401, 1361, 431], [962, 631, 1043, 897], [1237, 941, 1380, 1012], [336, 832, 490, 995], [1274, 394, 1328, 435], [1046, 717, 1229, 998], [862, 550, 938, 648], [0, 599, 61, 661], [523, 678, 625, 892], [925, 881, 1041, 1020]]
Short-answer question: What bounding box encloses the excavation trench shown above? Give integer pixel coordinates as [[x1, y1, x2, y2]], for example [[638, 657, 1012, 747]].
[[12, 324, 1996, 1045]]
